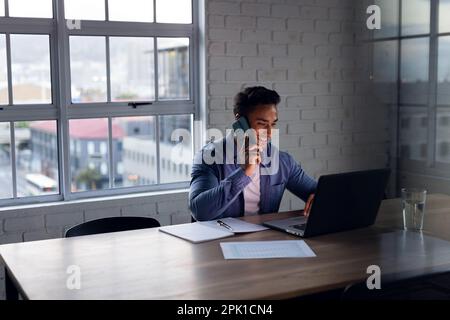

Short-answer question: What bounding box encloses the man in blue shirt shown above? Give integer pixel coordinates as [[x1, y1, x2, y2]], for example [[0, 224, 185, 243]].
[[189, 86, 317, 221]]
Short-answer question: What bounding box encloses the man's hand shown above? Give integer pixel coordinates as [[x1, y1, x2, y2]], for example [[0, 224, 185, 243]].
[[304, 193, 315, 217], [239, 136, 261, 177]]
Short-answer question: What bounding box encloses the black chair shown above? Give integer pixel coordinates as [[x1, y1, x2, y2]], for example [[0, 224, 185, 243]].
[[65, 216, 161, 238]]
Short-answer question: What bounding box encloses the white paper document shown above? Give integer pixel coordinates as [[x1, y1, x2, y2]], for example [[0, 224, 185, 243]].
[[201, 218, 269, 233], [220, 240, 316, 259], [159, 218, 269, 243], [159, 223, 233, 244]]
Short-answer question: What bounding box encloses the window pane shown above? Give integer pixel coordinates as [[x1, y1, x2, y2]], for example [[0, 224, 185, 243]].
[[401, 0, 430, 36], [156, 0, 191, 24], [10, 34, 52, 104], [17, 121, 59, 197], [110, 37, 154, 102], [159, 114, 192, 183], [0, 122, 12, 199], [70, 36, 107, 103], [70, 118, 111, 192], [438, 36, 450, 105], [437, 109, 450, 163], [9, 0, 52, 18], [157, 38, 189, 100], [108, 0, 153, 22], [440, 0, 450, 33], [399, 108, 428, 161], [64, 0, 105, 21], [400, 38, 429, 105], [373, 0, 399, 38], [372, 40, 398, 104], [113, 116, 156, 187], [0, 34, 8, 104], [0, 1, 4, 16]]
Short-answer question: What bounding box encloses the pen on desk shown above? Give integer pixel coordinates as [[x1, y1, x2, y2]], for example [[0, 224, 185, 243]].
[[217, 220, 233, 232]]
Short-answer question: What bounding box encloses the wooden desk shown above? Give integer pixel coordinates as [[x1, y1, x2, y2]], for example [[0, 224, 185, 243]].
[[2, 194, 450, 300]]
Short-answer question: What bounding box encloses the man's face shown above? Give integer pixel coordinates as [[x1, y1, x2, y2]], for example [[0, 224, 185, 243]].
[[246, 104, 278, 148]]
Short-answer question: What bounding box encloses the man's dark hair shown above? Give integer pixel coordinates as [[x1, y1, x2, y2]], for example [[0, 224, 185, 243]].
[[233, 86, 280, 118]]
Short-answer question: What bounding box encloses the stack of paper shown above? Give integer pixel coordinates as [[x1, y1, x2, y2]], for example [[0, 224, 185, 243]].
[[159, 218, 268, 244], [159, 223, 233, 243], [200, 218, 269, 233]]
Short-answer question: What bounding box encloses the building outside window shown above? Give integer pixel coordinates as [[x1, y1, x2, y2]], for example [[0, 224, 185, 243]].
[[0, 0, 199, 205]]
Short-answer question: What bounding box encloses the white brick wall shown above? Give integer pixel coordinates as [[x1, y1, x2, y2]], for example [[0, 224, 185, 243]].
[[205, 0, 389, 211]]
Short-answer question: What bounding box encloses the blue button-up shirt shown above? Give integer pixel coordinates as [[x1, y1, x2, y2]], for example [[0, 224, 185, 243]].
[[189, 134, 317, 221]]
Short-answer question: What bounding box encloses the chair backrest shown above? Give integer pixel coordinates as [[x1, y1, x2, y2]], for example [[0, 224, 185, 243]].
[[65, 216, 161, 238]]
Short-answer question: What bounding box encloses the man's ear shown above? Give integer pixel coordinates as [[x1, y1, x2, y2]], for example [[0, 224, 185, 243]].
[[235, 113, 240, 120]]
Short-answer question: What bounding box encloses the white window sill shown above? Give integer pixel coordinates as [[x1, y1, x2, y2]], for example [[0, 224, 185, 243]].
[[0, 188, 190, 213]]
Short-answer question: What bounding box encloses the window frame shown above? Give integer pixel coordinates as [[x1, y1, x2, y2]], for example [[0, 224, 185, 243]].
[[0, 0, 201, 206]]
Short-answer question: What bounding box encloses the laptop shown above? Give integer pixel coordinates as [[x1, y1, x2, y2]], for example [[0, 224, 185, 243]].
[[263, 169, 391, 238]]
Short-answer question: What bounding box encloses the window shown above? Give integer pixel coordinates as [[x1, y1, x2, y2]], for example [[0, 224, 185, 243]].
[[438, 36, 450, 105], [157, 38, 190, 100], [399, 109, 428, 161], [108, 0, 153, 23], [156, 0, 192, 24], [159, 114, 193, 183], [64, 0, 105, 21], [110, 37, 155, 102], [372, 40, 398, 104], [0, 122, 12, 199], [0, 0, 199, 206], [11, 34, 52, 104], [437, 109, 450, 163], [70, 118, 109, 192], [400, 38, 429, 105], [19, 121, 59, 197], [0, 34, 7, 105], [372, 0, 450, 190], [440, 0, 450, 33], [115, 116, 157, 188], [373, 0, 399, 39], [69, 36, 107, 103], [400, 0, 430, 36], [9, 0, 53, 18]]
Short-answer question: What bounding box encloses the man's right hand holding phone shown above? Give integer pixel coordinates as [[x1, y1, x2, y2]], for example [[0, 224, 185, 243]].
[[239, 135, 261, 177]]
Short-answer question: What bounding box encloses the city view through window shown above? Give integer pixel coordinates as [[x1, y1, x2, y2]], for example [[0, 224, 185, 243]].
[[0, 116, 193, 198], [0, 0, 195, 202]]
